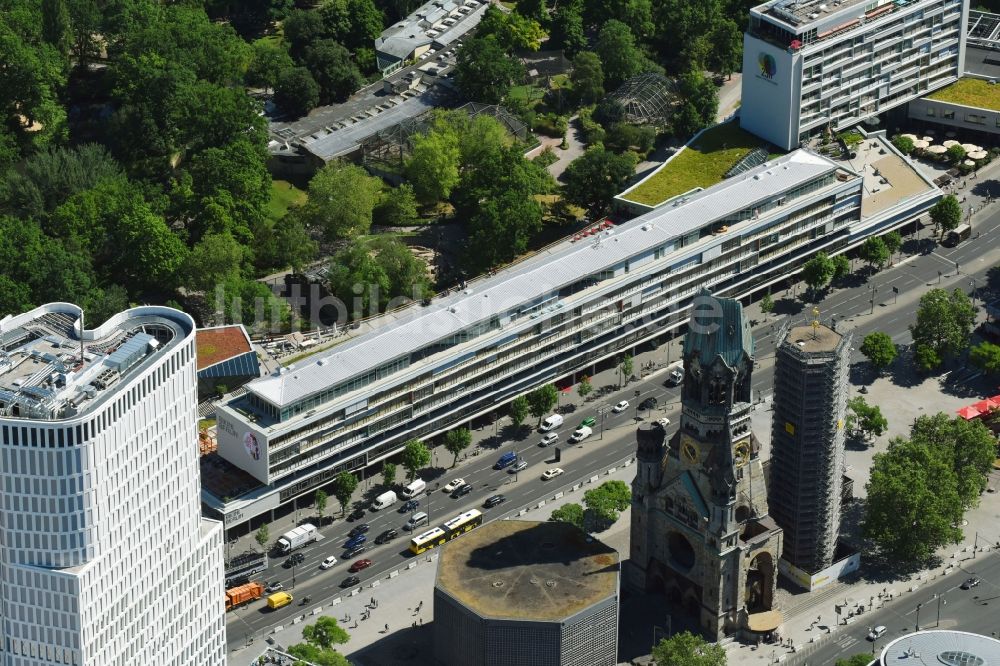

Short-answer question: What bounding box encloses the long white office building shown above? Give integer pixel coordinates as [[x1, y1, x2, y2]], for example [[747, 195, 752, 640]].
[[0, 305, 225, 665], [741, 0, 968, 150], [211, 149, 892, 533]]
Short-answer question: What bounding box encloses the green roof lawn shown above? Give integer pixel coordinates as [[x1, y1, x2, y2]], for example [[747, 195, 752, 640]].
[[624, 121, 774, 207], [927, 78, 1000, 111]]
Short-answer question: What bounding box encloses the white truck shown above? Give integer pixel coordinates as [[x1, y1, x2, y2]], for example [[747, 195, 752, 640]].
[[276, 523, 318, 554], [539, 414, 564, 432], [569, 425, 592, 443], [371, 490, 398, 511], [401, 479, 426, 499]]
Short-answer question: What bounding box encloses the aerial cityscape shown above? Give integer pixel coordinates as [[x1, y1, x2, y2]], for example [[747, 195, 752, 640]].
[[2, 0, 1000, 665]]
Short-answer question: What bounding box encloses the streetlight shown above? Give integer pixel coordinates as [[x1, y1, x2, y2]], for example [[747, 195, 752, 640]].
[[970, 278, 978, 307], [870, 285, 878, 314], [915, 602, 922, 630]]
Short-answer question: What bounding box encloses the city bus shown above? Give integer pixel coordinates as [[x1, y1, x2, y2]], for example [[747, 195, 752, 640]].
[[945, 224, 971, 247], [408, 509, 484, 555]]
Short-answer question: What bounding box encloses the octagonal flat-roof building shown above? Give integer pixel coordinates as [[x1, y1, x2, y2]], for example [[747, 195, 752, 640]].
[[434, 520, 620, 666]]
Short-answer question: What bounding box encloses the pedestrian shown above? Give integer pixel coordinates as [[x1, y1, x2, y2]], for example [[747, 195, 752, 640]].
[[371, 596, 374, 606], [419, 618, 423, 626], [384, 623, 389, 632]]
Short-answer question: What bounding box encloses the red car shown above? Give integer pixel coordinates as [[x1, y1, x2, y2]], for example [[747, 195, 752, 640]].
[[349, 559, 373, 573]]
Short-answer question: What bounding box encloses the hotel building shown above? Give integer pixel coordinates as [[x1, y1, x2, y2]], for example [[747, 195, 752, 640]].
[[741, 0, 968, 150], [0, 304, 226, 665]]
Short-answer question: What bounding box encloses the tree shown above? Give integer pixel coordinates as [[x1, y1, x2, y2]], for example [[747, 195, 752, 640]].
[[255, 524, 270, 550], [651, 631, 727, 666], [454, 37, 525, 104], [915, 343, 942, 372], [401, 438, 431, 481], [832, 254, 851, 281], [596, 20, 645, 88], [510, 395, 529, 430], [299, 162, 383, 240], [332, 471, 359, 516], [314, 490, 328, 525], [570, 52, 605, 106], [301, 616, 350, 649], [910, 413, 996, 509], [760, 293, 774, 320], [327, 237, 429, 316], [286, 644, 350, 666], [860, 332, 897, 372], [883, 230, 902, 263], [246, 41, 294, 92], [910, 288, 976, 363], [859, 236, 890, 273], [275, 67, 320, 118], [444, 428, 472, 467], [707, 19, 742, 80], [267, 216, 318, 273], [303, 39, 365, 104], [405, 125, 461, 204], [215, 276, 291, 334], [836, 656, 874, 666], [583, 480, 631, 526], [673, 69, 719, 138], [182, 232, 246, 292], [930, 195, 962, 238], [892, 135, 914, 155], [550, 5, 587, 58], [515, 0, 546, 21], [946, 143, 966, 164], [864, 438, 963, 563], [41, 0, 72, 55], [527, 384, 560, 426], [382, 462, 397, 488], [970, 341, 1000, 374], [464, 191, 544, 269], [374, 183, 419, 226], [847, 396, 888, 442], [620, 354, 634, 385], [476, 7, 545, 52], [578, 375, 593, 399], [563, 146, 638, 212], [549, 502, 586, 530], [801, 251, 835, 294]]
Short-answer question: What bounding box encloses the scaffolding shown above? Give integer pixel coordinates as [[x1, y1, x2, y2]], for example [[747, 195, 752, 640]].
[[768, 320, 853, 574], [607, 73, 679, 128]]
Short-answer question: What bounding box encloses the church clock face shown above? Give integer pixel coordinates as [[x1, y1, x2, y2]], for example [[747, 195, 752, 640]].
[[733, 439, 751, 467], [680, 433, 700, 464]]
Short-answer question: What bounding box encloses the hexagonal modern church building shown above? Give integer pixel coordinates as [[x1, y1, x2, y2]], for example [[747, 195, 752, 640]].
[[626, 290, 783, 640]]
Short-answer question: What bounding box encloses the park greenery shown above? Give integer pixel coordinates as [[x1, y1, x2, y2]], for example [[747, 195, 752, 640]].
[[550, 480, 631, 531], [651, 630, 727, 666], [864, 413, 996, 563]]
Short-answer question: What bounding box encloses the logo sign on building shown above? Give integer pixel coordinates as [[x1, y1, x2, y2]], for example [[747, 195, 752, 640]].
[[244, 432, 261, 460], [757, 52, 777, 81]]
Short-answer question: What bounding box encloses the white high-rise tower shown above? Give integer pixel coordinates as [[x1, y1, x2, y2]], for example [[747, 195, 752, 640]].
[[0, 304, 225, 665]]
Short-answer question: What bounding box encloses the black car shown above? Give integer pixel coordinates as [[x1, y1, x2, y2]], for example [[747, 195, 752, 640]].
[[349, 523, 371, 538], [347, 507, 366, 522], [961, 577, 981, 589], [399, 499, 420, 513], [342, 544, 367, 559], [375, 528, 399, 544], [340, 575, 361, 588], [483, 494, 506, 508], [282, 553, 305, 568], [451, 483, 474, 498], [639, 397, 658, 410]]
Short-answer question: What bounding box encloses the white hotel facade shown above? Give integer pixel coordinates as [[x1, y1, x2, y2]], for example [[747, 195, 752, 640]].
[[0, 305, 225, 665], [740, 0, 968, 151], [210, 149, 923, 534]]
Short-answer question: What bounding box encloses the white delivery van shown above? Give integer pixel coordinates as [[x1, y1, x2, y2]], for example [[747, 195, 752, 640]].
[[371, 490, 398, 511], [539, 414, 564, 432], [401, 479, 426, 499], [569, 425, 592, 443]]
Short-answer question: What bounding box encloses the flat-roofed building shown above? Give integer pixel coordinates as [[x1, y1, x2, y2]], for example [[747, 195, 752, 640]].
[[433, 520, 620, 666], [741, 0, 968, 150], [211, 149, 877, 534], [375, 0, 488, 75], [0, 304, 225, 666]]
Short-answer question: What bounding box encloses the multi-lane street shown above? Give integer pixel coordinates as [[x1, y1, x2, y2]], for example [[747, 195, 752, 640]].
[[226, 198, 1000, 647]]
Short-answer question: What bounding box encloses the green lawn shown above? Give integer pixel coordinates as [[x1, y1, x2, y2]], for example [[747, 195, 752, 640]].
[[267, 179, 307, 221], [927, 77, 1000, 111], [623, 121, 775, 207]]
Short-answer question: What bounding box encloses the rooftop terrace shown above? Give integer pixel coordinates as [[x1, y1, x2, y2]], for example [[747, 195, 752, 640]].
[[435, 520, 619, 621], [926, 77, 1000, 112], [0, 304, 190, 421]]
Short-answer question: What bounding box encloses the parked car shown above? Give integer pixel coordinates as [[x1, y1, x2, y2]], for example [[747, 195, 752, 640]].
[[484, 494, 507, 508], [639, 397, 658, 410], [375, 528, 398, 544], [340, 575, 361, 588], [539, 432, 559, 447], [579, 417, 596, 428], [509, 460, 528, 473], [399, 499, 420, 513], [452, 483, 474, 498], [347, 507, 366, 522], [612, 400, 629, 413], [344, 534, 367, 550], [320, 556, 337, 570], [348, 523, 371, 538], [265, 582, 284, 593], [542, 468, 564, 480], [961, 577, 981, 589], [342, 544, 367, 559], [349, 559, 373, 573], [443, 478, 465, 493]]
